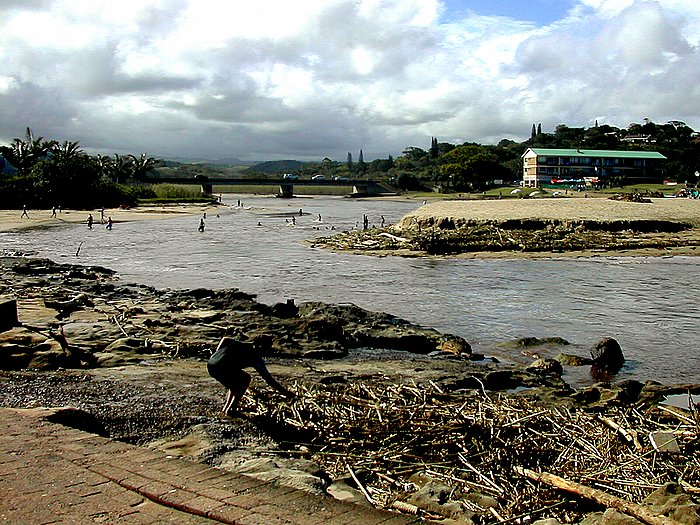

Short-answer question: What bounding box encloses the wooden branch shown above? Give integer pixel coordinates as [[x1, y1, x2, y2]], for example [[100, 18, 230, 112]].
[[513, 467, 684, 525], [347, 464, 375, 506], [597, 415, 642, 451]]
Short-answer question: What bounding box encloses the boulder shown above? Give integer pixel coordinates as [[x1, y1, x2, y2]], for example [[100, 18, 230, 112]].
[[643, 483, 700, 524], [26, 338, 73, 370], [556, 353, 594, 366], [0, 298, 18, 332], [0, 343, 32, 370], [437, 334, 472, 356], [227, 457, 329, 496], [527, 358, 564, 376], [484, 370, 520, 390], [590, 338, 625, 374], [407, 481, 475, 521], [612, 380, 644, 404], [499, 337, 570, 350], [326, 480, 372, 506], [327, 469, 374, 507]]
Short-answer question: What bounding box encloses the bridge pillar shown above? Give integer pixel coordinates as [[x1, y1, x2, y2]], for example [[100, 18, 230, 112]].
[[278, 183, 294, 198], [201, 183, 213, 195]]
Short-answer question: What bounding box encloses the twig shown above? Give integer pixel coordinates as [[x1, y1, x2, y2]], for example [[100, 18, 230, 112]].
[[347, 464, 375, 506]]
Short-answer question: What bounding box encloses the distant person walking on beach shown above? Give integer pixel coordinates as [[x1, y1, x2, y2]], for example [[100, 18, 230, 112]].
[[87, 214, 93, 229], [99, 208, 105, 224], [21, 205, 29, 218], [198, 218, 205, 232], [207, 336, 294, 416], [106, 217, 113, 230], [51, 207, 57, 218]]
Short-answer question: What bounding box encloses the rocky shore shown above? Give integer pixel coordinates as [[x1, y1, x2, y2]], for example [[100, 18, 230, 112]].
[[1, 256, 699, 525], [311, 197, 700, 257]]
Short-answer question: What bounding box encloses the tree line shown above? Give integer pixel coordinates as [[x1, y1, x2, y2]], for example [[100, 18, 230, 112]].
[[0, 128, 158, 209], [3, 119, 699, 208], [269, 120, 700, 191]]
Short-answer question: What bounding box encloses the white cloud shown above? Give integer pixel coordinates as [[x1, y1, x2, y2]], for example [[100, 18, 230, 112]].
[[0, 0, 699, 160]]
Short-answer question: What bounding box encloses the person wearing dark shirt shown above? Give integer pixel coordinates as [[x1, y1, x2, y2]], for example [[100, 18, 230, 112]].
[[207, 336, 294, 416]]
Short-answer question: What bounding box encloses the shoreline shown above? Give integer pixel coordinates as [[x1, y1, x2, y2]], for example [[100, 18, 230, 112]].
[[1, 255, 699, 524], [0, 203, 219, 233]]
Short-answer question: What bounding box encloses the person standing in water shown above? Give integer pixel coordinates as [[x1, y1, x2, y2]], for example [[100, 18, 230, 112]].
[[198, 218, 205, 232]]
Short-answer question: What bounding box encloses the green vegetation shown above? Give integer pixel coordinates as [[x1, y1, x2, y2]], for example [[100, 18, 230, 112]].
[[211, 184, 351, 196], [2, 119, 699, 209], [0, 128, 163, 209], [236, 121, 700, 193]]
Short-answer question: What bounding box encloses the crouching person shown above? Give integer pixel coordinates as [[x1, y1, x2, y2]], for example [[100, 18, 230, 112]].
[[207, 335, 295, 416]]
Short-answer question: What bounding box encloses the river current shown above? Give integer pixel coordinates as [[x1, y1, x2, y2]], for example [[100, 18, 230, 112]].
[[2, 195, 698, 386]]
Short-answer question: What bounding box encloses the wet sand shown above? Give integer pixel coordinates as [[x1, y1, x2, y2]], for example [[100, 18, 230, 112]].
[[0, 204, 219, 233], [400, 197, 700, 225]]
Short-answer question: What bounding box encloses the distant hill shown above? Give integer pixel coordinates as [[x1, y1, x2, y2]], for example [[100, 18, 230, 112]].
[[163, 157, 258, 167], [245, 160, 307, 174]]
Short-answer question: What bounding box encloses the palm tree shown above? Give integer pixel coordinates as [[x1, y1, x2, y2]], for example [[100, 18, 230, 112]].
[[53, 140, 84, 162], [10, 128, 56, 173], [95, 154, 114, 180], [128, 153, 156, 181], [110, 154, 133, 184]]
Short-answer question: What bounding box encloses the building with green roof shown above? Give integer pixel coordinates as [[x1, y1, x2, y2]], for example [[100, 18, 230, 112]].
[[521, 148, 666, 188]]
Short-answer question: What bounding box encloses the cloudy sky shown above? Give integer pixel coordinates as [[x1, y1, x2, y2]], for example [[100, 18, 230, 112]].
[[1, 0, 699, 162]]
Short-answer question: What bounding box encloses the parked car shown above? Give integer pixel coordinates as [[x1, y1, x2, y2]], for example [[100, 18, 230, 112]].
[[334, 176, 349, 181], [311, 175, 325, 181], [282, 173, 299, 180]]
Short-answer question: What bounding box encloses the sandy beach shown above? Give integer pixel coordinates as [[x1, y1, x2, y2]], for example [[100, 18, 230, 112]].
[[400, 196, 700, 225], [0, 204, 219, 233]]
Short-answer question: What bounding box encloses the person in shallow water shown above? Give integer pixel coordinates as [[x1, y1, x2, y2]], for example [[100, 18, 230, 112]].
[[207, 336, 295, 416]]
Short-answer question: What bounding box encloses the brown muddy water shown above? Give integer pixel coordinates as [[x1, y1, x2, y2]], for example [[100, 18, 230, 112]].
[[2, 195, 699, 386]]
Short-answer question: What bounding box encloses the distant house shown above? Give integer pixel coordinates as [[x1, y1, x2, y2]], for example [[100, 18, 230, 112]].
[[521, 148, 666, 188], [0, 154, 18, 175], [621, 134, 655, 144]]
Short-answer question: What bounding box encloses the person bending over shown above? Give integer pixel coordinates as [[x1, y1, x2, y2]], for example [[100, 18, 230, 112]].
[[207, 336, 294, 416]]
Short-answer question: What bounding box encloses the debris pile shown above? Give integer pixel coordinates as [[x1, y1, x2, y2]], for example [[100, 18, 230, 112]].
[[246, 381, 700, 523], [312, 219, 698, 256]]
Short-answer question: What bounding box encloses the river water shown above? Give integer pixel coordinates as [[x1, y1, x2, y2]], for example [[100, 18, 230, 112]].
[[2, 195, 698, 386]]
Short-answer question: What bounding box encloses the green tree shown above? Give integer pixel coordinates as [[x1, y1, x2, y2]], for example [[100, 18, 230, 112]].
[[128, 153, 156, 181], [439, 144, 504, 191], [7, 128, 56, 174]]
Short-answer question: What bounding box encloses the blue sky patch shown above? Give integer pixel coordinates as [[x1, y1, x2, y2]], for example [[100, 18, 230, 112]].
[[441, 0, 577, 26]]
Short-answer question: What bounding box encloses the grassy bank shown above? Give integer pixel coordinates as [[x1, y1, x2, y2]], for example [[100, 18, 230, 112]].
[[212, 184, 355, 196]]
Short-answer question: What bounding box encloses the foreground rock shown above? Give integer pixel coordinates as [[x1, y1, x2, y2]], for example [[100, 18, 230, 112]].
[[0, 257, 472, 371], [2, 256, 700, 525]]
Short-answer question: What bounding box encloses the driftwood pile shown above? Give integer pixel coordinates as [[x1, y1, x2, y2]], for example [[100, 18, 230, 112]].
[[312, 220, 699, 255], [246, 380, 700, 522]]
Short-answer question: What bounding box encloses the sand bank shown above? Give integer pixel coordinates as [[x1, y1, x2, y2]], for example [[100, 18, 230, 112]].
[[312, 196, 700, 258], [0, 204, 219, 233], [400, 197, 700, 226]]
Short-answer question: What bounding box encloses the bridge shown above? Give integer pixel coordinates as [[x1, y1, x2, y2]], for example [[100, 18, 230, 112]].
[[147, 176, 392, 198]]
